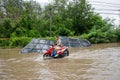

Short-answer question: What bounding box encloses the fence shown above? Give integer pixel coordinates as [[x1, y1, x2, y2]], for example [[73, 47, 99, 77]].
[[20, 36, 91, 53]]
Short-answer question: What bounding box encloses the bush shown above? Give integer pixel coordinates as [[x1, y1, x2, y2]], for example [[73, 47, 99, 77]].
[[0, 38, 10, 48], [116, 28, 120, 42], [8, 37, 32, 48], [80, 27, 119, 43]]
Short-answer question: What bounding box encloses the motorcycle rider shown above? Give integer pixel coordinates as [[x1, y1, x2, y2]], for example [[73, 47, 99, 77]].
[[54, 36, 62, 57], [56, 36, 62, 46]]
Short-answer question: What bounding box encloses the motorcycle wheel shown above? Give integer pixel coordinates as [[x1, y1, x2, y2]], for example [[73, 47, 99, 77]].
[[43, 54, 52, 59], [63, 49, 69, 56]]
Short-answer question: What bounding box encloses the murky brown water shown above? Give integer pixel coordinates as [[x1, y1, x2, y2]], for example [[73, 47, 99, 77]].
[[0, 43, 120, 80]]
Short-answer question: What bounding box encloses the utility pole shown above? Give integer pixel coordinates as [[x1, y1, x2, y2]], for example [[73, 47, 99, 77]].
[[49, 8, 52, 37], [49, 5, 62, 37]]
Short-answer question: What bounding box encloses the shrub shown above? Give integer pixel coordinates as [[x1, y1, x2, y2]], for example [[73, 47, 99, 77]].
[[8, 37, 32, 48]]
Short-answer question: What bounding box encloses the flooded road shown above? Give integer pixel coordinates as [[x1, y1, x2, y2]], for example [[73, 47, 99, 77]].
[[0, 43, 120, 80]]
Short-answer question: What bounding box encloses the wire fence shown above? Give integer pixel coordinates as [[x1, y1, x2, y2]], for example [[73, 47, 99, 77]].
[[20, 36, 91, 53]]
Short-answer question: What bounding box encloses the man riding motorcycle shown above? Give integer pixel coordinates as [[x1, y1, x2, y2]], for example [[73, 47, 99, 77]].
[[43, 36, 69, 59], [53, 36, 62, 57]]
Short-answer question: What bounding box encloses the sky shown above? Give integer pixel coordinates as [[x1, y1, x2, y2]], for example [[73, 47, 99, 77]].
[[28, 0, 120, 26], [87, 0, 120, 27]]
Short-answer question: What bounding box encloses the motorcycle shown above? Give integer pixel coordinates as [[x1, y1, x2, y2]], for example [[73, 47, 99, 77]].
[[43, 45, 69, 59]]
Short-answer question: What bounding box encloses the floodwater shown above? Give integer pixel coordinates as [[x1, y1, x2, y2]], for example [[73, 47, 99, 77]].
[[0, 43, 120, 80]]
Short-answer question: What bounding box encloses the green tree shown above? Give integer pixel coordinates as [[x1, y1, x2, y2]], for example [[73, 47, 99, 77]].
[[65, 0, 93, 35], [0, 18, 12, 38], [1, 0, 23, 20]]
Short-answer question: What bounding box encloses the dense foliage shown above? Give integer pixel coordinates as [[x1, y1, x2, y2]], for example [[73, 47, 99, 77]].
[[0, 0, 119, 48]]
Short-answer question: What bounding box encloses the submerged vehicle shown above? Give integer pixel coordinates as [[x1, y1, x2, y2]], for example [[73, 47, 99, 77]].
[[43, 46, 69, 59]]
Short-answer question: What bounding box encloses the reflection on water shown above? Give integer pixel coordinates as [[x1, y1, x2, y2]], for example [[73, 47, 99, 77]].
[[0, 43, 120, 80]]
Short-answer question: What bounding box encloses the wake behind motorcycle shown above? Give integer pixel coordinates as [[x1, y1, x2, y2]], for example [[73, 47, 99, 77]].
[[43, 46, 69, 59]]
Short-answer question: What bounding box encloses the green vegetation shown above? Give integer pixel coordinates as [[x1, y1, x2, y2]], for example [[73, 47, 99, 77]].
[[0, 0, 120, 48]]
